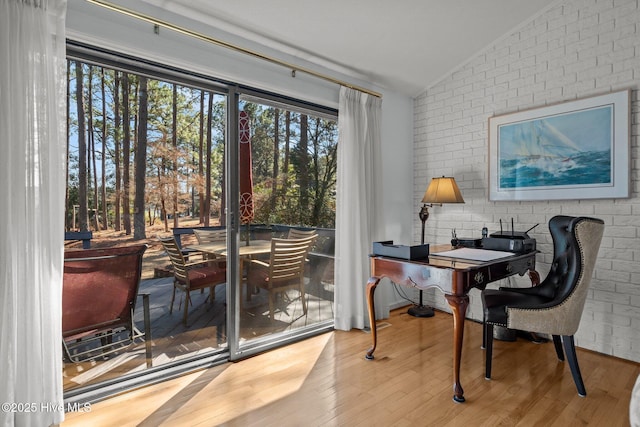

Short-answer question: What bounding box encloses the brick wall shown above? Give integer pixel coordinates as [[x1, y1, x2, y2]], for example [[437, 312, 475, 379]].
[[414, 0, 640, 361]]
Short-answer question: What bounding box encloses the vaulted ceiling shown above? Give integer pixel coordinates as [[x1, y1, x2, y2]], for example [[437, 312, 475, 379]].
[[146, 0, 559, 96]]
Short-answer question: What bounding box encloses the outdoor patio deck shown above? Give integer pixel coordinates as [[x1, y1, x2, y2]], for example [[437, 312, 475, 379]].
[[63, 271, 334, 391]]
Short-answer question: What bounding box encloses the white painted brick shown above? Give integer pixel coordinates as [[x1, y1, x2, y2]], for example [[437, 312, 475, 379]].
[[521, 42, 550, 60], [579, 19, 614, 38], [610, 336, 633, 358], [495, 70, 521, 85], [473, 60, 494, 75], [565, 56, 598, 73], [612, 237, 640, 251], [610, 325, 640, 343], [613, 304, 640, 318], [596, 70, 633, 92], [590, 279, 617, 292], [600, 23, 637, 45], [617, 282, 640, 298], [594, 289, 631, 304], [580, 0, 615, 17], [532, 87, 565, 104], [544, 73, 578, 90], [599, 247, 635, 261], [583, 300, 614, 314], [546, 45, 568, 62], [548, 9, 577, 31], [537, 26, 568, 44], [413, 0, 640, 362], [593, 310, 633, 329], [562, 79, 598, 94], [485, 64, 510, 80], [580, 42, 616, 61], [516, 82, 546, 97], [601, 0, 638, 24], [630, 295, 640, 307], [506, 93, 535, 109], [578, 64, 613, 80]]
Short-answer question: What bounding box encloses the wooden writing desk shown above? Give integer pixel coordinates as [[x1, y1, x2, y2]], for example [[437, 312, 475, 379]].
[[365, 245, 537, 403]]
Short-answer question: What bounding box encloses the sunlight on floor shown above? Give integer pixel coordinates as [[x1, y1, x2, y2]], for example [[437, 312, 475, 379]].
[[159, 332, 334, 425], [63, 332, 335, 426]]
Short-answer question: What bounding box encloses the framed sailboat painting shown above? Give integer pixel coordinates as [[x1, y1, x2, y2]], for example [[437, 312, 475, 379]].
[[489, 90, 630, 201]]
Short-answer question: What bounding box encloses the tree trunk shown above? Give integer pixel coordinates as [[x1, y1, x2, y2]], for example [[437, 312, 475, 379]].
[[311, 117, 322, 224], [198, 91, 205, 224], [100, 67, 108, 230], [284, 111, 291, 175], [133, 76, 148, 240], [88, 66, 100, 231], [271, 108, 279, 211], [204, 92, 213, 226], [75, 61, 88, 232], [299, 114, 309, 216], [113, 71, 122, 231], [122, 73, 132, 235], [158, 166, 169, 232], [172, 84, 179, 228]]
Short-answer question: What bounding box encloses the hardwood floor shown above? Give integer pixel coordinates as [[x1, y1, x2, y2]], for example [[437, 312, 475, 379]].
[[62, 308, 639, 426]]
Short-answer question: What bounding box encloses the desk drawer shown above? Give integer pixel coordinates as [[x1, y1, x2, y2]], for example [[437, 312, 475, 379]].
[[488, 256, 536, 281]]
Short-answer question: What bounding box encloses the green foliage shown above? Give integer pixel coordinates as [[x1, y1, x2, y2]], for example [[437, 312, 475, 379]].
[[241, 101, 338, 228], [67, 60, 337, 233]]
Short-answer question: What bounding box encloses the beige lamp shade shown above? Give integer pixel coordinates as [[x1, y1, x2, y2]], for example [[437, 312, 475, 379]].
[[421, 176, 465, 204]]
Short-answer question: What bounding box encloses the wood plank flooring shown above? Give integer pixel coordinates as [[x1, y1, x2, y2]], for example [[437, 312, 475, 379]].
[[62, 308, 639, 426]]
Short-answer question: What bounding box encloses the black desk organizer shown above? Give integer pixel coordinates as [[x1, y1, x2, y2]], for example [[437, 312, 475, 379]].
[[372, 241, 429, 260]]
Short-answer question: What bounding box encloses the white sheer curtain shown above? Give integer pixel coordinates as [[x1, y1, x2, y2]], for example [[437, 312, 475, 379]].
[[0, 0, 67, 426], [334, 86, 383, 331]]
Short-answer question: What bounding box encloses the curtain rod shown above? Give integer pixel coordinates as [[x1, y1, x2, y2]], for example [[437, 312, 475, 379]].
[[85, 0, 382, 98]]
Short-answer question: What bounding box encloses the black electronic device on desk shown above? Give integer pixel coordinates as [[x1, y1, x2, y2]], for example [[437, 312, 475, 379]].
[[453, 237, 483, 248], [481, 220, 538, 254], [450, 228, 482, 249], [372, 241, 429, 260]]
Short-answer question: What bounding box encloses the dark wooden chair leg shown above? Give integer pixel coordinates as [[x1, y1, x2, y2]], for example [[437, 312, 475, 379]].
[[552, 335, 564, 360], [562, 335, 586, 397], [482, 316, 486, 350], [485, 323, 494, 379]]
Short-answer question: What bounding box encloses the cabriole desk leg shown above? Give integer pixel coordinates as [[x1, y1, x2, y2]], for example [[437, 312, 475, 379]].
[[365, 276, 381, 360], [445, 294, 470, 403]]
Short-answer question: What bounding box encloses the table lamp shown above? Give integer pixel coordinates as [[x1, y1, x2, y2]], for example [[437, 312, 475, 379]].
[[409, 176, 465, 317]]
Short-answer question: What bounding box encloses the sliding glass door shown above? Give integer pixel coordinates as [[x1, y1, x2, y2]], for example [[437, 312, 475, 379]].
[[227, 93, 337, 359], [63, 47, 231, 397], [63, 43, 336, 400]]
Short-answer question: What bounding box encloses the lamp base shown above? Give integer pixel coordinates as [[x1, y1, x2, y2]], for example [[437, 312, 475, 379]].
[[407, 304, 435, 318]]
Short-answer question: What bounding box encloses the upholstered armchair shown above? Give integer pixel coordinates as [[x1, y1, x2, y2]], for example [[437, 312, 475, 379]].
[[482, 215, 605, 396]]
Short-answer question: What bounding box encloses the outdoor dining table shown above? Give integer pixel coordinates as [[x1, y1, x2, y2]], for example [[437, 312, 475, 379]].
[[186, 240, 273, 301], [187, 239, 272, 258]]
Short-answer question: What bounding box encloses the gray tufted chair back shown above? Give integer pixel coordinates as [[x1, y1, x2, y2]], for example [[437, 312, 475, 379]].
[[507, 215, 604, 336]]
